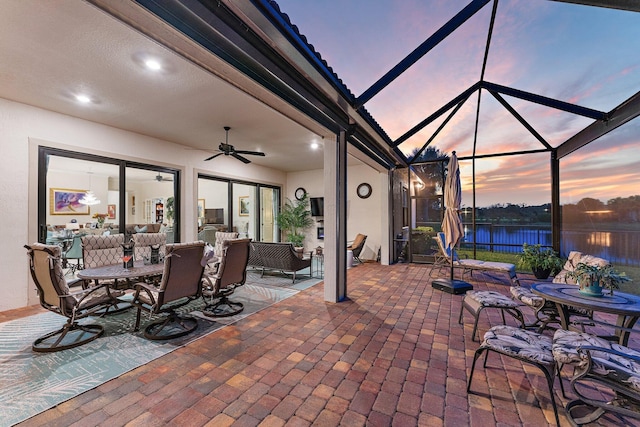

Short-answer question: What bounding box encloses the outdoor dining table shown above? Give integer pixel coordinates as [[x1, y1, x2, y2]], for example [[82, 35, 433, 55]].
[[77, 261, 165, 284], [531, 283, 640, 346]]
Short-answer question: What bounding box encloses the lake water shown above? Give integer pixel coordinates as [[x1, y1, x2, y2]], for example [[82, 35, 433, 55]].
[[456, 224, 640, 268]]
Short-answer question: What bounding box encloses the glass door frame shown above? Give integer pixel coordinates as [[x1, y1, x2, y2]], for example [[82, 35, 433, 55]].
[[197, 173, 280, 242], [38, 146, 180, 242]]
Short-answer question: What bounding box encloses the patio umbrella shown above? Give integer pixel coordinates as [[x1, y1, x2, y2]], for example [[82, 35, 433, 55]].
[[442, 151, 464, 281]]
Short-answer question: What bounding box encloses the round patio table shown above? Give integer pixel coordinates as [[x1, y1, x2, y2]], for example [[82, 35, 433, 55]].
[[531, 283, 640, 346]]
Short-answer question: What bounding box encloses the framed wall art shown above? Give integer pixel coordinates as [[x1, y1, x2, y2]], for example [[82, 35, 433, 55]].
[[197, 199, 205, 219], [50, 188, 90, 215], [107, 204, 116, 219], [239, 196, 249, 216]]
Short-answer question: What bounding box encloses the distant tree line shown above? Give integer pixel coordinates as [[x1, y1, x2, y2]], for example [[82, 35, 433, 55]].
[[470, 195, 640, 224]]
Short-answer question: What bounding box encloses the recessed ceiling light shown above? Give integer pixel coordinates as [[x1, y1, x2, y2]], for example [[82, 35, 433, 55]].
[[75, 94, 91, 104], [311, 142, 319, 150], [144, 59, 162, 71]]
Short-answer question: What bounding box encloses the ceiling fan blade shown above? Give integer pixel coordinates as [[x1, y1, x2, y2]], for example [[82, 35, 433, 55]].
[[234, 150, 265, 157], [204, 153, 224, 161], [231, 152, 251, 164]]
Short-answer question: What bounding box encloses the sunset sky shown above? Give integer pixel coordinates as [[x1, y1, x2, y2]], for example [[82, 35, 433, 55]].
[[275, 0, 640, 207]]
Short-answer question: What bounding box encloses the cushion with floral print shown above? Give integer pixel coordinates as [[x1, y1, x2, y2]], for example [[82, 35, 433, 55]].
[[552, 329, 640, 392], [482, 325, 554, 365], [466, 290, 520, 309], [509, 286, 545, 309]]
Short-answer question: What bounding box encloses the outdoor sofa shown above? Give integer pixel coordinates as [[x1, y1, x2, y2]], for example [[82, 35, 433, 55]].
[[248, 241, 312, 283]]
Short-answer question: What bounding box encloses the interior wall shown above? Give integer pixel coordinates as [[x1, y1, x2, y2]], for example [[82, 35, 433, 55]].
[[1, 97, 286, 311], [286, 164, 385, 260]]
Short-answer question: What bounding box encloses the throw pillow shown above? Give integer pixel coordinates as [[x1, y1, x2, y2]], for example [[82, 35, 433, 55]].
[[134, 225, 148, 233]]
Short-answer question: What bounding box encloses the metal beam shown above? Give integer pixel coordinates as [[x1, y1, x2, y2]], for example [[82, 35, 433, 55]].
[[482, 81, 607, 120], [355, 0, 491, 108], [557, 90, 640, 158], [394, 83, 480, 147], [488, 90, 552, 150], [549, 0, 640, 12]]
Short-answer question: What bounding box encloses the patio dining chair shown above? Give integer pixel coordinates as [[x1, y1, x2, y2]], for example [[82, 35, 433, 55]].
[[25, 243, 120, 352], [131, 241, 205, 340], [202, 238, 251, 317]]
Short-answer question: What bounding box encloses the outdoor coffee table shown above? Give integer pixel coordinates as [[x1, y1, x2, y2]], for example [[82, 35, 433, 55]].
[[531, 283, 640, 346]]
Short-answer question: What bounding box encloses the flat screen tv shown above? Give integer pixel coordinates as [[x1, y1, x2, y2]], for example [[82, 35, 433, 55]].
[[205, 208, 224, 224], [310, 197, 324, 216]]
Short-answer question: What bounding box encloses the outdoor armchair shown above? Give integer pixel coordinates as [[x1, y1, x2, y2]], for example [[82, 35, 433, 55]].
[[131, 241, 205, 340], [25, 243, 120, 352], [202, 238, 251, 317], [552, 328, 640, 425], [347, 233, 367, 264], [510, 251, 598, 332]]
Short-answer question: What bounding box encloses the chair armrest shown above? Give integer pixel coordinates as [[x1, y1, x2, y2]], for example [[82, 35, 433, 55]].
[[578, 345, 640, 363], [132, 281, 160, 305]]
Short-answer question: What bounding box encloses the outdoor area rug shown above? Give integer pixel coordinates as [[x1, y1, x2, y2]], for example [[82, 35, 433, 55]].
[[0, 271, 321, 426]]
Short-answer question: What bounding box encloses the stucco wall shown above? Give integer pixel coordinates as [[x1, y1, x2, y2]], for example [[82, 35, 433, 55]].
[[0, 97, 286, 311], [286, 164, 385, 261]]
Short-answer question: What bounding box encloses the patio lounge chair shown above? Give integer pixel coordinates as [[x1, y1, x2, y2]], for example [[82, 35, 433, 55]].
[[430, 232, 520, 286]]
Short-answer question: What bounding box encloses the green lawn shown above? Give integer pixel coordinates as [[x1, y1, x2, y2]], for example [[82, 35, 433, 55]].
[[457, 248, 640, 296]]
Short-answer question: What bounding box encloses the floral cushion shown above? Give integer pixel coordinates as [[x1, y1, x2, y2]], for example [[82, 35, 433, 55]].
[[510, 286, 545, 309], [552, 329, 640, 392], [482, 325, 554, 365], [466, 290, 520, 309]]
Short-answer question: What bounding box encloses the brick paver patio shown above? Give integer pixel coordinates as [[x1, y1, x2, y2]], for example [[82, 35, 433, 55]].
[[6, 262, 638, 426]]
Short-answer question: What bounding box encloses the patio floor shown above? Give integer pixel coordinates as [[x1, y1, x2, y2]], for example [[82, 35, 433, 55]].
[[6, 262, 639, 426]]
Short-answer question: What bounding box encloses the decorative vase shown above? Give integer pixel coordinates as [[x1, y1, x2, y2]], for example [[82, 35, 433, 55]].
[[532, 267, 551, 280], [578, 280, 604, 297], [97, 217, 105, 228]]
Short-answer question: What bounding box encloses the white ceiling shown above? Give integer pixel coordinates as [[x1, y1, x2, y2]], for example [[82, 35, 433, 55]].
[[0, 0, 352, 172]]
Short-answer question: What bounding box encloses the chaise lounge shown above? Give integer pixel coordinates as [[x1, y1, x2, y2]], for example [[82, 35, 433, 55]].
[[431, 232, 520, 285]]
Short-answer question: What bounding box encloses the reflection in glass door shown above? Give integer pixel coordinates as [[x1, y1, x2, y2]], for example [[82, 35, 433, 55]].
[[125, 167, 178, 242], [233, 183, 255, 238], [260, 187, 279, 242]]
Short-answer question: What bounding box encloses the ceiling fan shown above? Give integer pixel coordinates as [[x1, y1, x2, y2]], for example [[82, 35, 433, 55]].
[[204, 126, 266, 164], [155, 173, 173, 182]]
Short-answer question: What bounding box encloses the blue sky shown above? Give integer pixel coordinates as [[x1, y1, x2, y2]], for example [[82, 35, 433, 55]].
[[275, 0, 640, 206]]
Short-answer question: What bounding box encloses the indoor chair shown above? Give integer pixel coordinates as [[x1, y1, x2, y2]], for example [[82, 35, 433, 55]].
[[25, 243, 119, 352], [62, 234, 84, 275], [131, 241, 205, 340], [347, 233, 367, 264], [202, 238, 251, 317]]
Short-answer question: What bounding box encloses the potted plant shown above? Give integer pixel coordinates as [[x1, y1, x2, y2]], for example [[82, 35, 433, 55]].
[[567, 263, 631, 296], [518, 243, 564, 280], [276, 193, 313, 254]]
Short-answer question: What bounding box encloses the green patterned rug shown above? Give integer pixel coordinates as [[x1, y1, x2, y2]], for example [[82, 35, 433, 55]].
[[0, 271, 321, 426]]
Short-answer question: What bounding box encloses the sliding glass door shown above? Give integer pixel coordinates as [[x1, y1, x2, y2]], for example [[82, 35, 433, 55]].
[[38, 147, 180, 243], [198, 174, 280, 242]]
